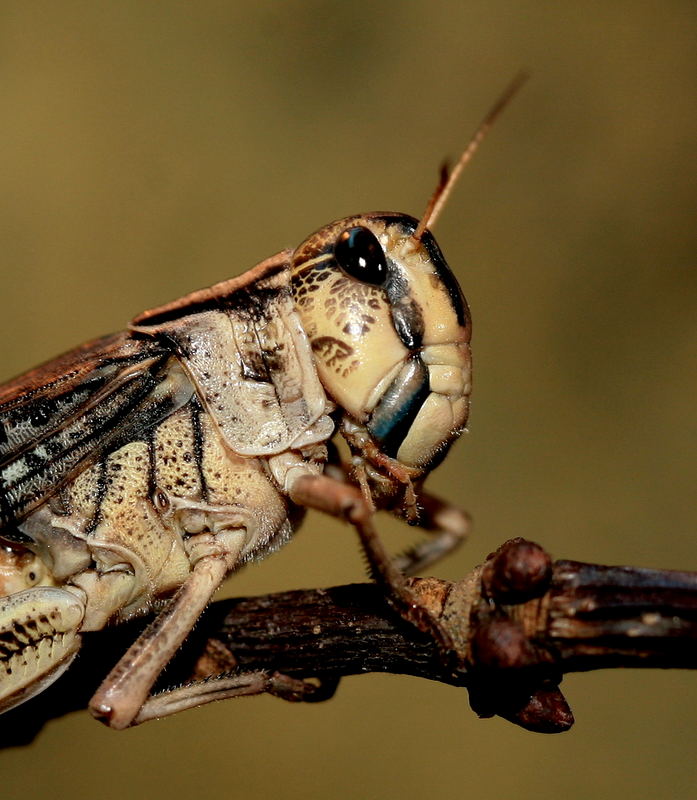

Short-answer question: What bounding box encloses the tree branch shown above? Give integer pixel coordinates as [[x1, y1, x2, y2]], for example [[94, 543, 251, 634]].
[[2, 538, 696, 746]]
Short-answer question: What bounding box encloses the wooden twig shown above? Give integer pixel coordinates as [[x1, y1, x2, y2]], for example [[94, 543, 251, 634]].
[[1, 538, 695, 746]]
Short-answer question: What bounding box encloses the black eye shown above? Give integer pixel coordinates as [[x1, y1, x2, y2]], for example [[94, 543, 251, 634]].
[[333, 226, 387, 285]]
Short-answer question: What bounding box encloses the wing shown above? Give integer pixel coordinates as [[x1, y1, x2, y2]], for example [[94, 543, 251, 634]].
[[0, 331, 193, 529]]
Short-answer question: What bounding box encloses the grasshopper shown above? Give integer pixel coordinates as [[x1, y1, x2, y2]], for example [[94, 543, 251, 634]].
[[0, 76, 525, 728]]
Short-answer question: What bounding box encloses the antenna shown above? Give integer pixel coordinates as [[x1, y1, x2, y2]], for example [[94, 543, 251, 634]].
[[412, 71, 529, 241]]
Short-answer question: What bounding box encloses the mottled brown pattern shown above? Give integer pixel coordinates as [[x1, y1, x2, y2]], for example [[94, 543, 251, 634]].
[[291, 262, 333, 308], [310, 337, 357, 378], [312, 276, 384, 359]]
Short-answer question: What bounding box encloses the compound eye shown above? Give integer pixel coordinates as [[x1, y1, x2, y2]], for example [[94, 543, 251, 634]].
[[333, 226, 387, 285]]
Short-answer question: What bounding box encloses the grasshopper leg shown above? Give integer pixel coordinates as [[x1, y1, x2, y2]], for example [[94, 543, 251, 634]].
[[391, 491, 471, 577], [0, 587, 84, 713], [130, 671, 337, 725], [288, 473, 458, 657], [324, 452, 471, 576], [89, 535, 244, 729]]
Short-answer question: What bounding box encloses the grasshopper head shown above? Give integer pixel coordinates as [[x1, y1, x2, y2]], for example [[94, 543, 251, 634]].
[[288, 76, 527, 481], [290, 212, 471, 476]]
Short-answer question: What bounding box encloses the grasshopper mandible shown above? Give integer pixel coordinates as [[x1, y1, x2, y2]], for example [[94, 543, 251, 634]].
[[0, 75, 525, 728]]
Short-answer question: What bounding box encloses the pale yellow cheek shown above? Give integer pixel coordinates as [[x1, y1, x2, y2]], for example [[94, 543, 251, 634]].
[[396, 393, 454, 467], [317, 323, 407, 419], [297, 278, 408, 420]]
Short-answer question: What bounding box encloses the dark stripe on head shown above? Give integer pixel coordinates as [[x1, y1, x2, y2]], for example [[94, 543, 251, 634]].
[[373, 212, 468, 332], [383, 261, 425, 349], [419, 229, 469, 328], [390, 295, 424, 350]]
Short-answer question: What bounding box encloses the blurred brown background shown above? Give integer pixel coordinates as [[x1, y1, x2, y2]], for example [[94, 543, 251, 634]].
[[1, 2, 696, 798]]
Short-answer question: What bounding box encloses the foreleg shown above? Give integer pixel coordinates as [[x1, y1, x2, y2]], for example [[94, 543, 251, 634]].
[[288, 473, 458, 656], [324, 450, 471, 576], [392, 491, 471, 576]]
